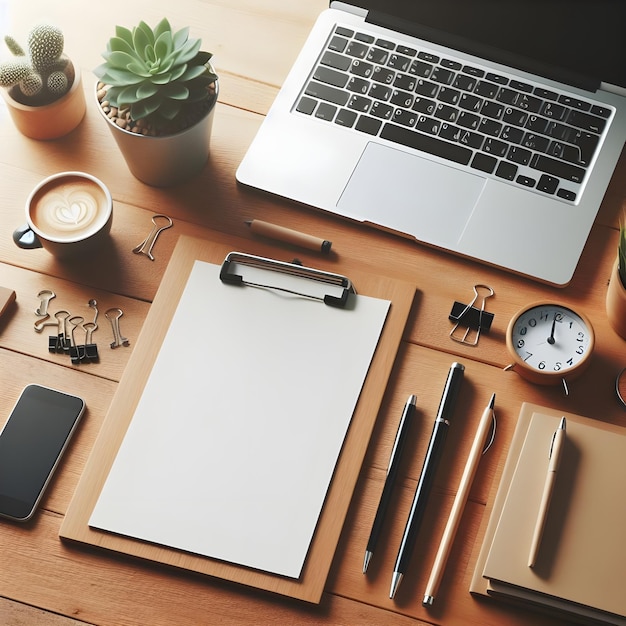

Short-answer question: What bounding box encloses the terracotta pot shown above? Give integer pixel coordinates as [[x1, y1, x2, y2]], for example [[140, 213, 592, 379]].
[[1, 72, 86, 140], [96, 82, 218, 187], [606, 261, 626, 339]]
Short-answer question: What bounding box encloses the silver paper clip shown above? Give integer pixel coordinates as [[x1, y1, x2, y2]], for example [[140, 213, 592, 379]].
[[449, 284, 494, 346], [133, 214, 173, 261]]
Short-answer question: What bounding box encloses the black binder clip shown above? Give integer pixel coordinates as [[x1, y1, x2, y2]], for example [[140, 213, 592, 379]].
[[449, 284, 494, 346], [220, 251, 354, 308]]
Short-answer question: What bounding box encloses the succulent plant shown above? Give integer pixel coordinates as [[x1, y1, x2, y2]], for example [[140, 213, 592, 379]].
[[0, 23, 75, 106], [95, 18, 218, 133]]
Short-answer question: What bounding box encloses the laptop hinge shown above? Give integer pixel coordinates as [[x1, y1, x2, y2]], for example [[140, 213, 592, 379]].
[[330, 1, 367, 18], [366, 10, 601, 93]]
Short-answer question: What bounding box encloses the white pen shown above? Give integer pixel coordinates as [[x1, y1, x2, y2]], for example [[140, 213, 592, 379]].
[[528, 416, 566, 568]]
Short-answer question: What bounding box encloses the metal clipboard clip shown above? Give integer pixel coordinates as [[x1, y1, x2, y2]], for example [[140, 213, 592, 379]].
[[219, 252, 355, 308]]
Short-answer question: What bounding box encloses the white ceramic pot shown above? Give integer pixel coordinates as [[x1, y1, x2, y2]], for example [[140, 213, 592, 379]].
[[96, 82, 218, 187]]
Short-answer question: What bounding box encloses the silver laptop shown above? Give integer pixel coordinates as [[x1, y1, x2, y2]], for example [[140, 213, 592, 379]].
[[236, 1, 626, 286]]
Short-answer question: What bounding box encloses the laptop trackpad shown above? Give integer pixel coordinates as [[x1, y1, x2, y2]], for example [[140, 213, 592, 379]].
[[337, 143, 486, 246]]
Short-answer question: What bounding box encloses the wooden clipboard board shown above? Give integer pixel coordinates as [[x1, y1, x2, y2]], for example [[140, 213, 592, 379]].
[[60, 234, 416, 603]]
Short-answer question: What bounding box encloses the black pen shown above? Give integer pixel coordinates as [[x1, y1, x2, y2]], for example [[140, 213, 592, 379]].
[[363, 394, 416, 574], [390, 362, 465, 599]]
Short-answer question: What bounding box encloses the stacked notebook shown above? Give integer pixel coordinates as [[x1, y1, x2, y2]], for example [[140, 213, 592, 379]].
[[470, 403, 626, 625]]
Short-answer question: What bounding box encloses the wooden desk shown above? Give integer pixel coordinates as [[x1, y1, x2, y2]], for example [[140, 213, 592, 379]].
[[0, 2, 624, 624]]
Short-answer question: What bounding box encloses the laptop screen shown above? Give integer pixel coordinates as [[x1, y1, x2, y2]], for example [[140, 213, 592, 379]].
[[355, 1, 626, 91]]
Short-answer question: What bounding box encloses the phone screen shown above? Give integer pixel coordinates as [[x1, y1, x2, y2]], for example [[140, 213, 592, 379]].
[[0, 384, 85, 521]]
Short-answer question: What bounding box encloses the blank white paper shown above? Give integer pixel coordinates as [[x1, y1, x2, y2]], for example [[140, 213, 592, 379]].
[[89, 260, 390, 578]]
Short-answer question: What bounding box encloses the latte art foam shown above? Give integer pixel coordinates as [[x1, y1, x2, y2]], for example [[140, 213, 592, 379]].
[[30, 176, 109, 242]]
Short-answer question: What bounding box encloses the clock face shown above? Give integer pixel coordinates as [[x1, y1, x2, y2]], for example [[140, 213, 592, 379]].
[[509, 304, 593, 376]]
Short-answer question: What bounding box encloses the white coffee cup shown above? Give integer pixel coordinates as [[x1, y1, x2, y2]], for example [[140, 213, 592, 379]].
[[13, 171, 113, 258]]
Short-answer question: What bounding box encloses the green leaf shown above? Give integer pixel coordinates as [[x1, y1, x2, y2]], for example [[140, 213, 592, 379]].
[[150, 71, 173, 85], [115, 25, 134, 47], [107, 50, 141, 70], [174, 38, 201, 66], [158, 98, 182, 120], [126, 59, 152, 78], [108, 35, 139, 57], [130, 96, 160, 120], [133, 22, 154, 55], [136, 81, 160, 99], [154, 18, 172, 40], [172, 26, 190, 49], [178, 64, 208, 83], [162, 83, 189, 100], [97, 66, 144, 85]]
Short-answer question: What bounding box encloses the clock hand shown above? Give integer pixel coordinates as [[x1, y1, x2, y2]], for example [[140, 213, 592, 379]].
[[547, 314, 557, 345]]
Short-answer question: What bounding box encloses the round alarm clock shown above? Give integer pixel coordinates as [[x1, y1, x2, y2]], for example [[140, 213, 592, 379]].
[[505, 301, 595, 392]]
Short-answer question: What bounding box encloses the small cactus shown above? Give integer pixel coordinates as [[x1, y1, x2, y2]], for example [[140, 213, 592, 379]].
[[0, 23, 75, 106]]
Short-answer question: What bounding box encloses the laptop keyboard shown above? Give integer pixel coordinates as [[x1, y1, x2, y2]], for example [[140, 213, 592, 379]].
[[294, 25, 614, 203]]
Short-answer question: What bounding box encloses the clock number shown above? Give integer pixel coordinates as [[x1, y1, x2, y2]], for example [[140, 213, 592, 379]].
[[577, 331, 585, 342], [576, 345, 585, 355], [554, 362, 562, 371], [528, 318, 537, 327], [538, 361, 546, 370], [516, 339, 525, 348]]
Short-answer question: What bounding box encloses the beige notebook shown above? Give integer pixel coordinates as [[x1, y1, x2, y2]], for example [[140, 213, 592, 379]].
[[472, 403, 626, 625]]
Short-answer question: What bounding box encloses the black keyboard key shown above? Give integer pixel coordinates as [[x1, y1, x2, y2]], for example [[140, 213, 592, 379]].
[[453, 74, 477, 91], [335, 27, 354, 37], [503, 107, 528, 126], [390, 90, 414, 108], [418, 51, 439, 63], [441, 58, 462, 70], [534, 87, 558, 100], [335, 108, 358, 127], [457, 111, 480, 130], [355, 32, 375, 44], [370, 101, 394, 119], [415, 79, 439, 97], [481, 100, 504, 119], [409, 60, 433, 78], [471, 152, 497, 174], [396, 45, 417, 56], [296, 96, 317, 115], [346, 76, 369, 94], [355, 115, 382, 135], [350, 59, 374, 78], [328, 36, 348, 53], [521, 133, 549, 152], [392, 106, 418, 126], [347, 94, 372, 112], [557, 188, 577, 201], [558, 94, 590, 111], [415, 115, 440, 134], [314, 66, 349, 88], [475, 80, 499, 98], [320, 51, 351, 71], [369, 83, 392, 101], [377, 39, 396, 50], [590, 105, 612, 119], [438, 86, 461, 105], [435, 103, 458, 122], [525, 114, 549, 134], [458, 129, 484, 149], [479, 118, 503, 136], [566, 109, 606, 134], [462, 65, 485, 78], [495, 161, 518, 180], [315, 102, 337, 121], [432, 66, 455, 84], [485, 72, 508, 85], [412, 97, 436, 115], [496, 88, 520, 106], [516, 175, 536, 187], [459, 93, 482, 112], [372, 66, 395, 84], [569, 130, 600, 165], [305, 81, 350, 106], [537, 174, 559, 194], [367, 47, 389, 65], [545, 120, 570, 141], [531, 154, 586, 183], [380, 122, 472, 165], [541, 102, 567, 120], [501, 125, 524, 144], [483, 138, 508, 157], [346, 41, 369, 58], [393, 73, 416, 91], [516, 93, 542, 113], [510, 80, 532, 92], [547, 141, 582, 164], [388, 54, 411, 72], [507, 145, 532, 166]]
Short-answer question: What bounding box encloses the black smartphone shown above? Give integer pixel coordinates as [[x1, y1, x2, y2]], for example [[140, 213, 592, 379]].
[[0, 384, 85, 521]]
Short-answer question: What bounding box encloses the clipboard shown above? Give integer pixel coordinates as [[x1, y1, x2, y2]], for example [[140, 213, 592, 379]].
[[60, 234, 416, 603]]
